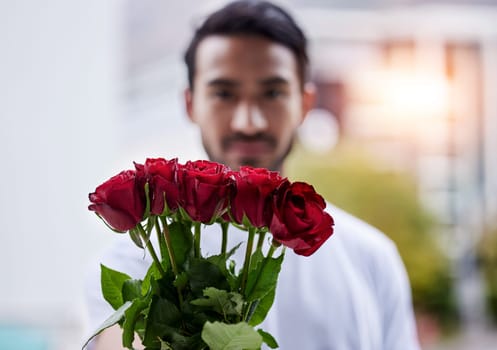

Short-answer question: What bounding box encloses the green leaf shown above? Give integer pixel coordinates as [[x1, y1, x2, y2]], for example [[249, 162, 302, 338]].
[[242, 214, 252, 229], [159, 339, 174, 350], [226, 242, 243, 260], [167, 332, 204, 350], [145, 215, 155, 238], [247, 250, 264, 277], [122, 279, 142, 302], [207, 248, 240, 290], [257, 329, 278, 349], [248, 288, 275, 326], [244, 250, 263, 296], [122, 298, 149, 348], [129, 227, 144, 249], [143, 296, 182, 347], [81, 301, 132, 350], [173, 271, 189, 290], [201, 321, 262, 350], [178, 206, 193, 222], [245, 253, 283, 302], [137, 222, 152, 248], [157, 218, 170, 265], [142, 263, 162, 296], [190, 287, 244, 319], [154, 272, 178, 301], [168, 221, 194, 268], [228, 260, 237, 279], [188, 259, 230, 296], [101, 264, 131, 310]]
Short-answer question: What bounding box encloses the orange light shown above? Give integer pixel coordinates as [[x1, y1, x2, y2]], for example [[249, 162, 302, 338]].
[[380, 71, 450, 118]]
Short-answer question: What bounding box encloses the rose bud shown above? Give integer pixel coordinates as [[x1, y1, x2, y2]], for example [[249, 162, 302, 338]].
[[88, 170, 145, 232], [229, 166, 285, 228], [177, 160, 234, 223], [270, 181, 334, 256], [135, 158, 180, 215]]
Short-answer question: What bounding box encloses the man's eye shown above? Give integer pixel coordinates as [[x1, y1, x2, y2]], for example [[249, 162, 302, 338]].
[[264, 89, 283, 99], [213, 90, 234, 99]]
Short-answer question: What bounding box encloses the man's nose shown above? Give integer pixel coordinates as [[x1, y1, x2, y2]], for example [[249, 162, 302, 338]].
[[231, 102, 268, 135]]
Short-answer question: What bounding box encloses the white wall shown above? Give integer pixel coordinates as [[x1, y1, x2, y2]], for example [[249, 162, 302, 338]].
[[0, 0, 123, 347]]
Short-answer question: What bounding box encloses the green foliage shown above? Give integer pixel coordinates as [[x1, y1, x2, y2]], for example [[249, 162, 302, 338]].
[[168, 221, 194, 268], [122, 297, 149, 347], [82, 301, 132, 349], [201, 321, 263, 350], [84, 219, 282, 350], [100, 265, 132, 310], [191, 288, 244, 320], [245, 250, 283, 302], [122, 279, 143, 302], [248, 288, 276, 327], [286, 143, 459, 330], [257, 329, 278, 349], [477, 225, 497, 324]]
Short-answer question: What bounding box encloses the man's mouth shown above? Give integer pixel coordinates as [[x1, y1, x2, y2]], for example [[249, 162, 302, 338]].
[[227, 141, 273, 156], [222, 134, 277, 157]]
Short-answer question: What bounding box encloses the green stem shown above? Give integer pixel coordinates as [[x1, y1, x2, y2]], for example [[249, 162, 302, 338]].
[[137, 224, 165, 277], [243, 243, 278, 322], [159, 217, 180, 278], [221, 222, 229, 255], [194, 222, 201, 258], [159, 217, 184, 306], [240, 226, 256, 295], [266, 243, 276, 260], [155, 216, 168, 262], [256, 231, 266, 250]]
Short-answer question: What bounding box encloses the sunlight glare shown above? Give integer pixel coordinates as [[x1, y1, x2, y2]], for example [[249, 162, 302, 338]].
[[381, 71, 450, 118]]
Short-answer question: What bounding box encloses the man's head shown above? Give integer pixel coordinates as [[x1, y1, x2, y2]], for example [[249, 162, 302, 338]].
[[184, 0, 315, 171]]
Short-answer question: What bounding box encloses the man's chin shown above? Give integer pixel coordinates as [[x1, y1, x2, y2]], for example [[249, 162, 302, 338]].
[[220, 156, 266, 171], [204, 148, 283, 171], [237, 157, 264, 169], [203, 136, 293, 171], [231, 156, 284, 172]]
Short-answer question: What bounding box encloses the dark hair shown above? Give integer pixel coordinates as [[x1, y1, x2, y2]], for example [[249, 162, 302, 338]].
[[184, 0, 309, 90]]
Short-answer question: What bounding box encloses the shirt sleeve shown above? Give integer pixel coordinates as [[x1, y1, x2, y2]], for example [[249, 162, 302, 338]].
[[377, 241, 421, 350], [327, 203, 421, 350]]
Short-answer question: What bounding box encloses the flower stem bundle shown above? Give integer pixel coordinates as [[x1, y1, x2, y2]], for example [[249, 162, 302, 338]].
[[84, 158, 334, 350]]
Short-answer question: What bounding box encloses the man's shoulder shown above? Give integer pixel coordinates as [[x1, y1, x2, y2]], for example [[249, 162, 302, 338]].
[[305, 202, 403, 285], [325, 202, 396, 254]]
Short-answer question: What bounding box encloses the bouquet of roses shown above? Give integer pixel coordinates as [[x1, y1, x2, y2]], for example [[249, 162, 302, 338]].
[[83, 158, 333, 350]]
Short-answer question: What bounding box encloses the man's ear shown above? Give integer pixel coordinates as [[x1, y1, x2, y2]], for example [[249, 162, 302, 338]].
[[184, 87, 194, 122], [301, 82, 316, 123]]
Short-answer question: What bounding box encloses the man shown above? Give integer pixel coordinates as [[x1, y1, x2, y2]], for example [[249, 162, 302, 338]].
[[85, 1, 420, 349]]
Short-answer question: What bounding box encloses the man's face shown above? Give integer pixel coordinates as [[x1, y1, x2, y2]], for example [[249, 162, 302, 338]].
[[185, 35, 314, 171]]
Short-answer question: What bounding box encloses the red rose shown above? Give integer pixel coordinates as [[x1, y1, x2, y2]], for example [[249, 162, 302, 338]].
[[177, 160, 233, 223], [229, 166, 285, 228], [88, 170, 145, 232], [135, 158, 180, 215], [270, 181, 334, 256]]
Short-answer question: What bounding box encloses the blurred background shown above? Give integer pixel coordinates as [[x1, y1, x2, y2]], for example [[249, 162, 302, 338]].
[[1, 0, 497, 349]]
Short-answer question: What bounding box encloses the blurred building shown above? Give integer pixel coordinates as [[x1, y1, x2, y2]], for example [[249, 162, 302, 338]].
[[297, 3, 497, 260]]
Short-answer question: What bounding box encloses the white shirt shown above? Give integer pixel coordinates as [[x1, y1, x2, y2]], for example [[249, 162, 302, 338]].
[[84, 203, 420, 350]]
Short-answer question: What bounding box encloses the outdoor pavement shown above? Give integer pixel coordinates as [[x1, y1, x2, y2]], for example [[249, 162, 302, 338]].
[[428, 326, 497, 350]]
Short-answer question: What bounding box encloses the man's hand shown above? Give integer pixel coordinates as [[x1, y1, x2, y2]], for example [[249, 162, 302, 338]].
[[92, 325, 144, 350]]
